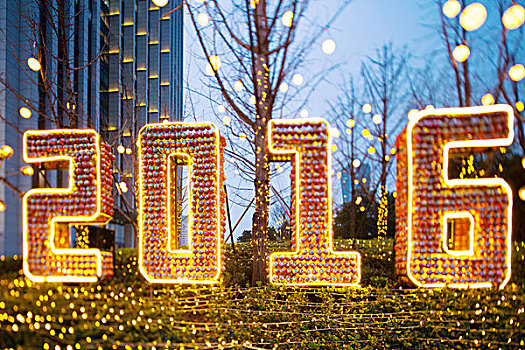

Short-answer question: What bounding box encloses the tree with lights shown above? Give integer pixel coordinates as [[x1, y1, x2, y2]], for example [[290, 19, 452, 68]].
[[183, 0, 350, 284]]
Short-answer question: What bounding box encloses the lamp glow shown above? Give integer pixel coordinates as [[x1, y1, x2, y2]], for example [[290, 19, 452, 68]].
[[19, 107, 32, 119], [282, 11, 293, 27], [352, 159, 361, 168], [362, 104, 372, 114], [20, 165, 34, 176], [459, 3, 487, 31], [502, 5, 525, 30], [292, 73, 303, 86], [481, 93, 495, 106], [453, 45, 470, 62], [372, 114, 382, 124], [322, 39, 336, 55], [1, 145, 13, 159], [509, 64, 525, 82], [27, 58, 41, 71], [117, 145, 125, 154], [443, 0, 461, 18]]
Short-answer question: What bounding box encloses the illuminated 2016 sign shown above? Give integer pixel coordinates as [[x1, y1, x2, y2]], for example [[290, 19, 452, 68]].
[[138, 123, 226, 284], [23, 130, 114, 283], [20, 105, 516, 288], [395, 105, 513, 289], [268, 119, 360, 285]]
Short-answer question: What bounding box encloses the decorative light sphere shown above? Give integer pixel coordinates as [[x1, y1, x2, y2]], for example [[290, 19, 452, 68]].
[[119, 182, 128, 193], [117, 145, 125, 154], [19, 107, 32, 119], [362, 128, 370, 138], [481, 93, 495, 106], [443, 0, 461, 18], [408, 109, 419, 120], [249, 95, 256, 105], [222, 116, 230, 126], [279, 82, 289, 93], [209, 56, 221, 71], [362, 104, 372, 114], [367, 146, 376, 155], [332, 127, 340, 138], [453, 44, 470, 62], [502, 5, 525, 30], [152, 0, 169, 7], [372, 114, 382, 125], [125, 148, 132, 155], [521, 156, 525, 170], [234, 80, 243, 91], [292, 73, 304, 86], [322, 39, 336, 55], [27, 57, 41, 71], [516, 101, 524, 112], [509, 64, 525, 82], [217, 104, 226, 113], [0, 200, 5, 212], [282, 11, 294, 27], [20, 165, 34, 176], [1, 145, 13, 159], [352, 159, 361, 168], [347, 119, 355, 128], [300, 109, 308, 118], [519, 186, 525, 201], [459, 3, 487, 31], [197, 13, 209, 26]]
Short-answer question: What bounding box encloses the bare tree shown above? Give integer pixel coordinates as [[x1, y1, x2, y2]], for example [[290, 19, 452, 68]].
[[184, 0, 351, 284]]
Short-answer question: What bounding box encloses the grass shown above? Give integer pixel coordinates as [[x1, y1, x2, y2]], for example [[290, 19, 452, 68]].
[[0, 239, 524, 349]]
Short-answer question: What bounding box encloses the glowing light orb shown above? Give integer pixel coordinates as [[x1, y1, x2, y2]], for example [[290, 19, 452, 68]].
[[300, 109, 308, 118], [481, 93, 495, 106], [352, 159, 361, 168], [0, 200, 5, 212], [516, 101, 524, 112], [509, 64, 525, 82], [347, 119, 355, 128], [217, 104, 226, 113], [367, 146, 376, 155], [152, 0, 169, 7], [222, 116, 231, 126], [0, 145, 13, 159], [279, 82, 289, 93], [502, 5, 525, 30], [372, 114, 382, 125], [453, 45, 470, 62], [443, 0, 461, 18], [20, 165, 34, 176], [282, 11, 294, 27], [27, 57, 41, 71], [117, 145, 125, 154], [362, 104, 372, 114], [459, 3, 487, 31], [234, 80, 243, 91], [322, 39, 336, 55], [19, 107, 32, 119], [197, 13, 209, 26], [292, 73, 304, 86]]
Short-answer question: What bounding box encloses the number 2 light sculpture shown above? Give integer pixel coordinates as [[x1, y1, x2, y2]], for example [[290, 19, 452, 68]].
[[23, 130, 114, 282], [395, 105, 514, 289], [138, 122, 226, 283], [268, 118, 361, 285]]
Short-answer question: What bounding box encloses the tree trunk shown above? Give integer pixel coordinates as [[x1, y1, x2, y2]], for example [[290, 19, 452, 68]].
[[251, 119, 269, 285]]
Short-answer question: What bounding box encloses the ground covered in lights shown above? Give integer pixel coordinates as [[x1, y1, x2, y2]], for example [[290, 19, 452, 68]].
[[1, 239, 525, 349]]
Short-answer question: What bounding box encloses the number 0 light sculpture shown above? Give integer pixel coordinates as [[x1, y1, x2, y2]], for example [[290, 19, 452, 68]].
[[138, 123, 226, 283]]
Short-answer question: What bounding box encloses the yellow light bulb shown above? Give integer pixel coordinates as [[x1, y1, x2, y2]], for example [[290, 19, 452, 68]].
[[519, 186, 525, 201], [362, 129, 370, 138], [282, 11, 293, 27], [292, 73, 303, 86], [322, 39, 336, 55], [352, 159, 361, 168], [372, 114, 382, 125], [27, 57, 41, 71], [481, 93, 495, 106], [443, 0, 461, 18], [209, 56, 221, 71], [1, 145, 13, 159], [197, 13, 209, 26], [0, 200, 5, 212], [509, 64, 525, 82], [222, 116, 231, 126], [20, 165, 34, 176], [19, 107, 32, 119], [460, 3, 487, 31], [453, 45, 470, 62], [516, 101, 524, 112], [367, 146, 376, 155], [152, 0, 169, 7], [117, 145, 125, 154], [362, 104, 372, 114], [347, 119, 355, 128], [502, 5, 525, 30]]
